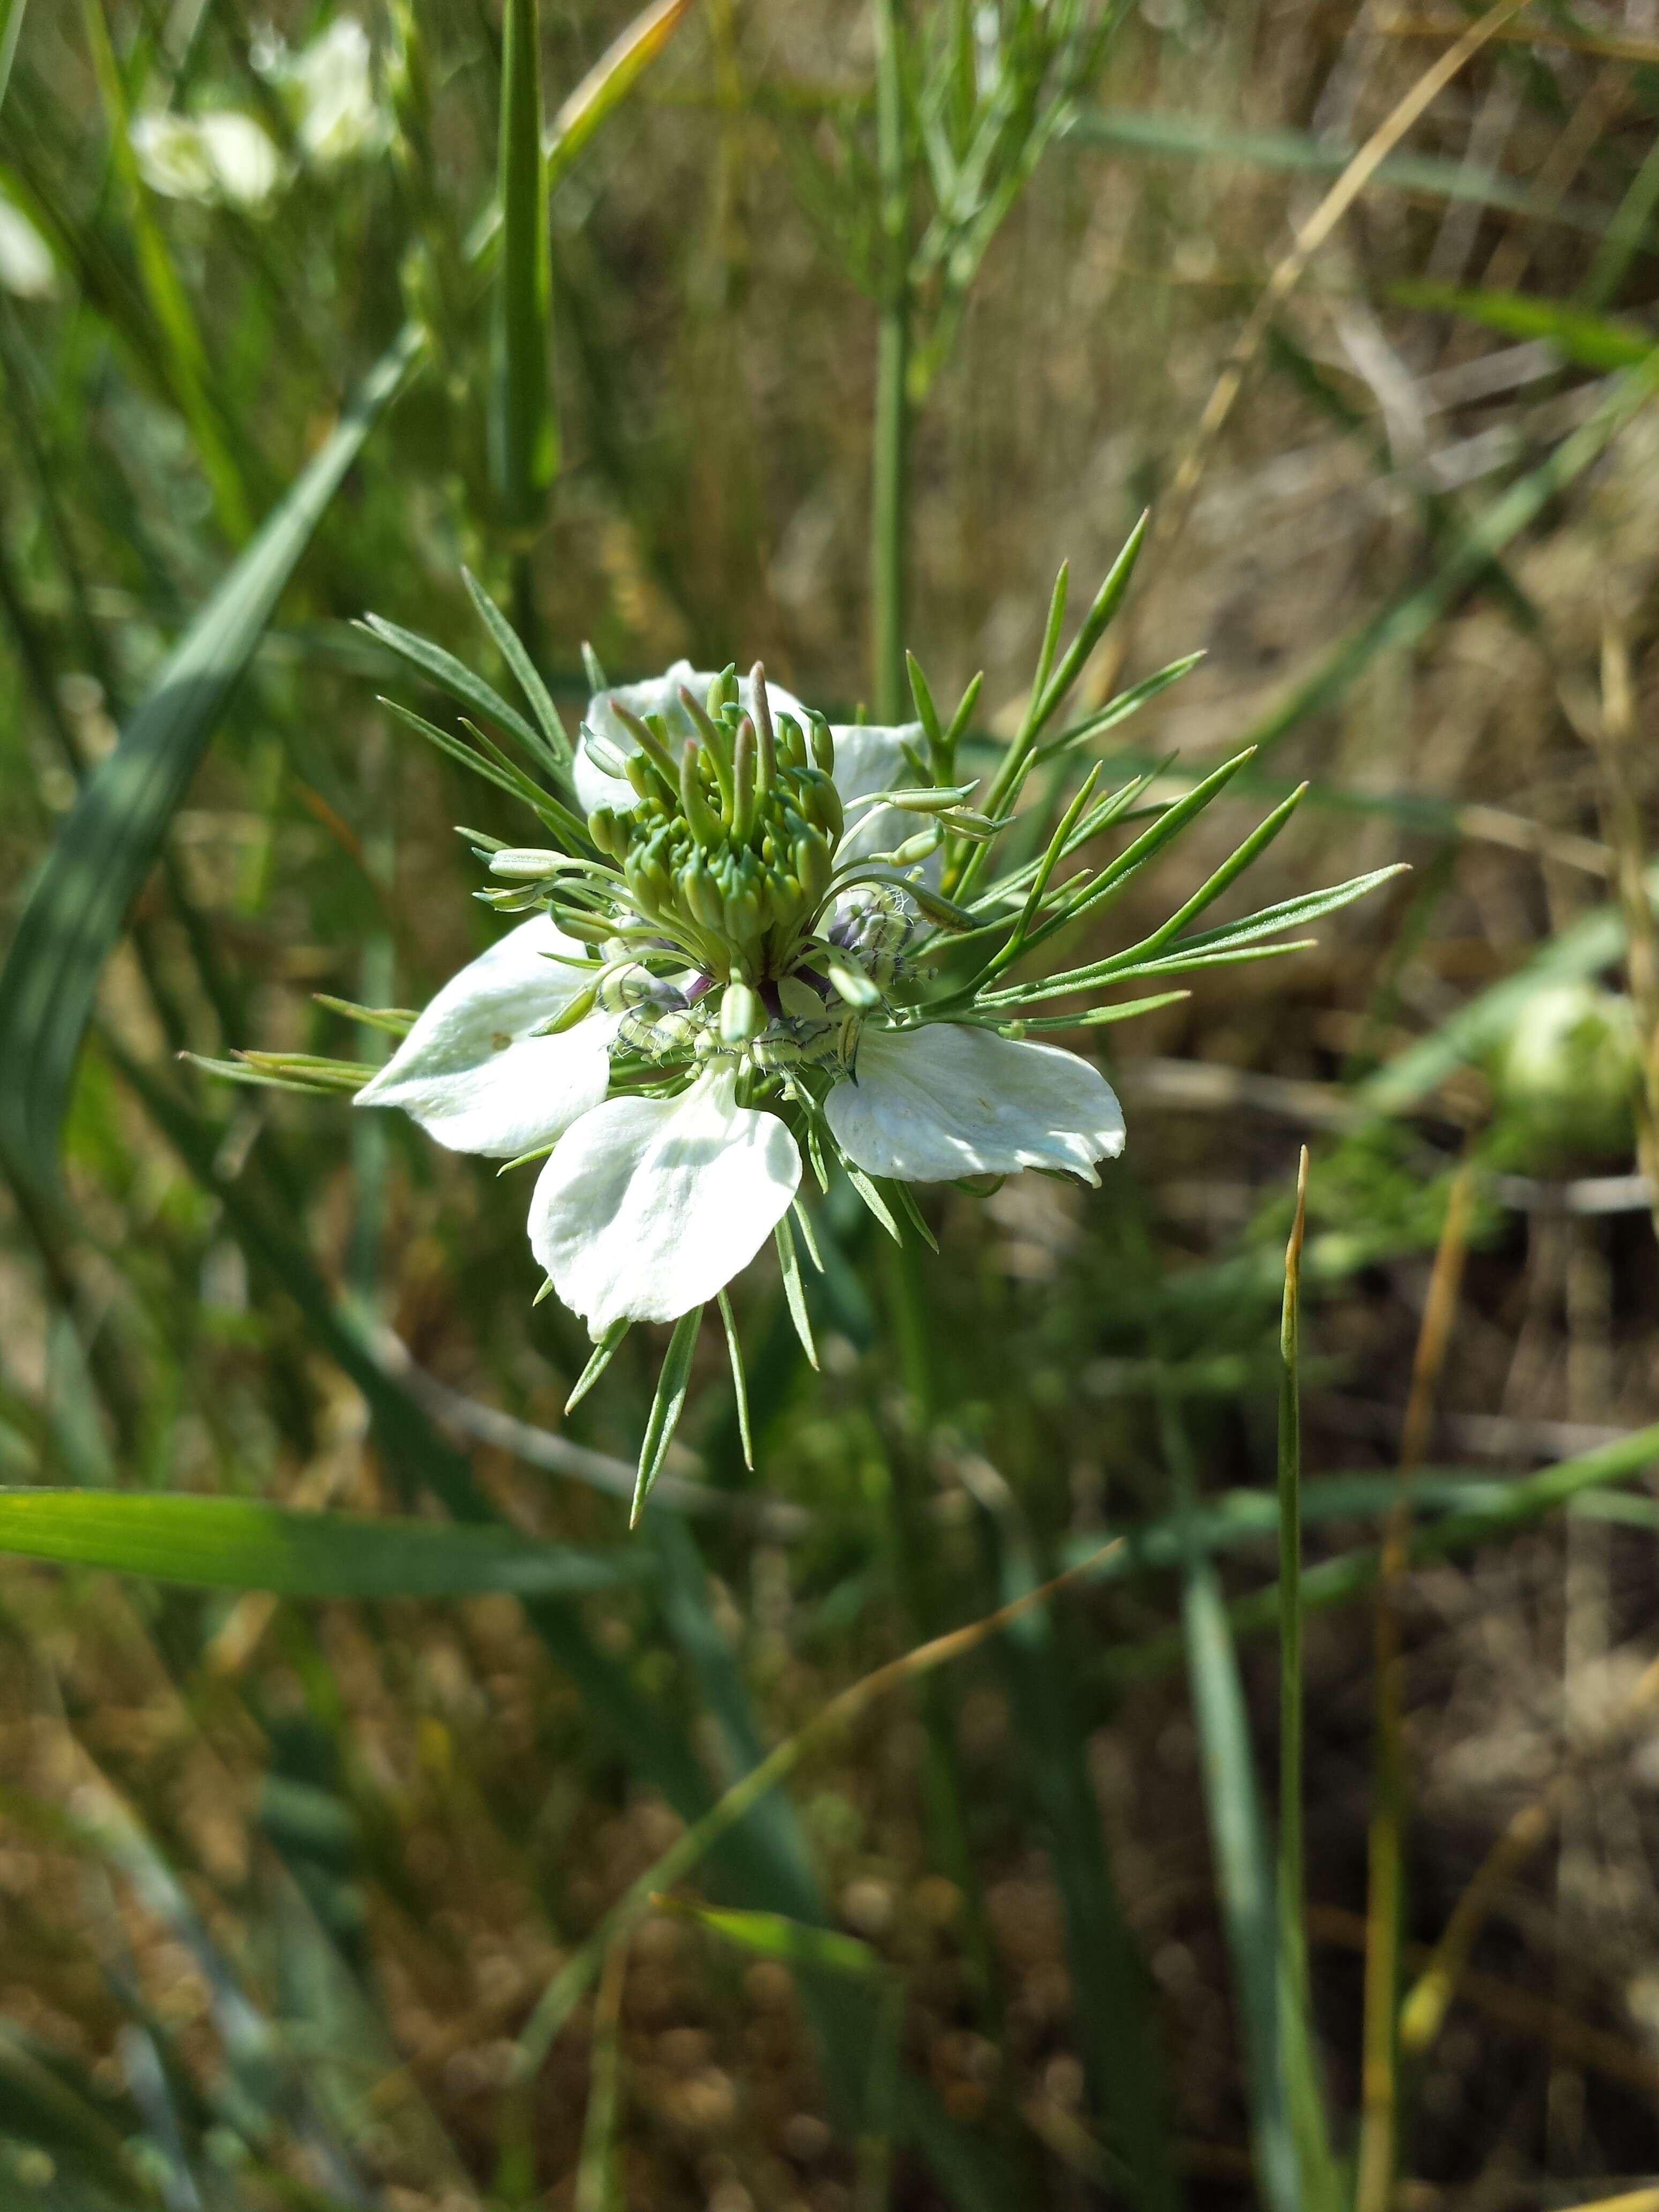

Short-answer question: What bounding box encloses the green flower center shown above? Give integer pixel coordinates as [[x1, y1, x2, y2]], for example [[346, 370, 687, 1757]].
[[586, 685, 842, 981]]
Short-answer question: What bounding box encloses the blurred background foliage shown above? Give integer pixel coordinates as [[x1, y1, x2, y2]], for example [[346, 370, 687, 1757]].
[[10, 0, 1659, 2206]]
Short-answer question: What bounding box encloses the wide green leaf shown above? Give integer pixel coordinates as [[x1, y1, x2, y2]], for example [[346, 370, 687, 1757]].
[[0, 1488, 636, 1598], [0, 327, 422, 1196]]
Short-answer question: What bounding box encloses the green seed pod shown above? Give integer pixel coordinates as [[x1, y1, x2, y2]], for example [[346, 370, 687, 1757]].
[[721, 980, 766, 1045]]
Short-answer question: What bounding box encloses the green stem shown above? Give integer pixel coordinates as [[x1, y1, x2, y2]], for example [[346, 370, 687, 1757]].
[[870, 0, 908, 723], [871, 302, 908, 724]]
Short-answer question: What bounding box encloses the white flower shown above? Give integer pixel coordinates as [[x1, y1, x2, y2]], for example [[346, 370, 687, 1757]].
[[131, 110, 283, 210], [357, 664, 1126, 1342], [0, 198, 57, 298], [261, 17, 391, 168]]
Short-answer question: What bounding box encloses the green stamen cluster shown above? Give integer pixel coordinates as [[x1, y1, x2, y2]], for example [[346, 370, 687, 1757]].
[[585, 668, 842, 980]]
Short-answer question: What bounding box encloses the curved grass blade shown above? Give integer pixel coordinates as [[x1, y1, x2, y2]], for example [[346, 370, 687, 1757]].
[[0, 1489, 638, 1598], [0, 328, 422, 1197]]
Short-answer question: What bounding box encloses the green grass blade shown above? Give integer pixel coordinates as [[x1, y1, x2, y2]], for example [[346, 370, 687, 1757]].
[[0, 330, 421, 1195], [490, 0, 556, 529], [0, 2025, 155, 2204], [0, 1489, 638, 1598], [573, 1941, 628, 2212], [1389, 280, 1653, 370], [667, 1899, 886, 1977], [80, 0, 251, 540], [1277, 1156, 1341, 2209], [1159, 1392, 1300, 2212], [0, 0, 26, 115], [1067, 108, 1609, 234], [972, 1477, 1182, 2212]]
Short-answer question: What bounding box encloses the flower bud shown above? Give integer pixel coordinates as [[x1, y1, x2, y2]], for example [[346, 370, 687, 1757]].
[[489, 847, 565, 879], [1492, 982, 1641, 1167]]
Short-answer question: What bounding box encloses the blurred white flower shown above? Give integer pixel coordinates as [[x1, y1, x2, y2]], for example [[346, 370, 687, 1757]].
[[130, 110, 283, 210], [260, 17, 391, 168], [0, 199, 57, 298]]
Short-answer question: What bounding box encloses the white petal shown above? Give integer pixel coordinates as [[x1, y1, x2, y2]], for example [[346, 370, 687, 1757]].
[[826, 722, 929, 865], [530, 1063, 801, 1332], [130, 113, 218, 201], [356, 915, 612, 1157], [825, 1022, 1125, 1185], [197, 113, 282, 208], [0, 200, 56, 298], [574, 662, 812, 817]]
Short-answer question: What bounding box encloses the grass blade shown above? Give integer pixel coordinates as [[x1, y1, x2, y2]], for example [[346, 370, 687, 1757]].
[[490, 0, 556, 529], [1159, 1392, 1299, 2212], [572, 1939, 629, 2212], [967, 1463, 1182, 2212], [1067, 108, 1609, 234], [0, 1489, 638, 1598], [1390, 280, 1652, 370], [1277, 1154, 1341, 2208], [0, 328, 421, 1195], [0, 0, 26, 116], [80, 0, 250, 540], [1355, 1166, 1476, 2212]]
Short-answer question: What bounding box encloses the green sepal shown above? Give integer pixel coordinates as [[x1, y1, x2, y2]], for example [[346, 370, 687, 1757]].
[[633, 1306, 702, 1527], [773, 1213, 819, 1370], [716, 1290, 753, 1471], [312, 995, 417, 1036], [567, 1317, 630, 1414]]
